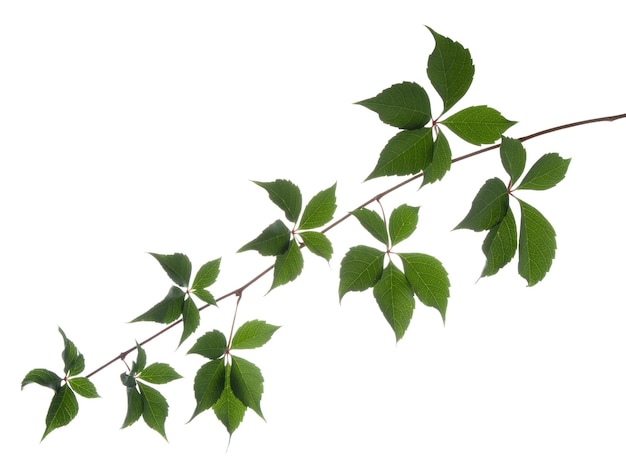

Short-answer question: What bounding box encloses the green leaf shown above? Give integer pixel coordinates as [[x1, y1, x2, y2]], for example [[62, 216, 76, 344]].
[[191, 257, 221, 291], [180, 297, 200, 346], [213, 365, 246, 436], [423, 129, 452, 184], [149, 252, 192, 288], [188, 330, 228, 360], [21, 369, 62, 391], [372, 262, 415, 341], [366, 128, 434, 180], [191, 288, 217, 306], [500, 136, 526, 186], [517, 153, 571, 191], [350, 208, 388, 246], [135, 342, 147, 373], [231, 320, 280, 350], [138, 363, 182, 385], [131, 286, 185, 324], [42, 384, 78, 440], [338, 245, 385, 301], [253, 179, 302, 223], [399, 253, 450, 323], [298, 183, 337, 230], [299, 231, 333, 261], [356, 81, 432, 129], [137, 381, 169, 440], [455, 178, 509, 231], [426, 27, 474, 114], [270, 239, 304, 291], [237, 219, 291, 256], [389, 204, 420, 247], [230, 355, 265, 420], [58, 327, 84, 377], [441, 106, 516, 145], [120, 372, 137, 388], [190, 359, 226, 421], [481, 207, 518, 277], [67, 377, 100, 398], [122, 387, 143, 428], [518, 200, 557, 286]]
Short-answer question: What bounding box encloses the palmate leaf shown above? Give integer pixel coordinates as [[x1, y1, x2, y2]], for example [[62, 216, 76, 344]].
[[351, 208, 388, 246], [238, 219, 291, 256], [366, 128, 434, 180], [372, 262, 415, 341], [481, 207, 518, 277], [137, 381, 169, 440], [253, 179, 302, 223], [22, 369, 62, 392], [299, 231, 333, 261], [338, 245, 385, 301], [441, 106, 516, 145], [270, 239, 304, 291], [517, 153, 571, 191], [500, 136, 526, 186], [518, 199, 557, 286], [131, 286, 186, 324], [399, 253, 450, 323], [423, 129, 452, 185], [42, 384, 78, 440], [230, 355, 265, 420], [149, 252, 192, 288], [190, 358, 226, 421], [298, 183, 337, 230], [356, 81, 432, 130], [188, 330, 228, 360], [388, 204, 419, 247], [455, 178, 509, 231], [231, 320, 280, 350], [213, 364, 246, 436], [137, 363, 182, 385], [191, 258, 221, 291]]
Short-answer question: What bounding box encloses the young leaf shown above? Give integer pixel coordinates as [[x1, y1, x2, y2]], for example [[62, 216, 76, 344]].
[[351, 208, 388, 246], [122, 387, 143, 428], [137, 363, 183, 385], [190, 359, 226, 421], [517, 153, 571, 191], [299, 231, 333, 261], [372, 262, 415, 341], [389, 204, 420, 247], [42, 384, 78, 440], [213, 366, 246, 436], [149, 252, 192, 288], [423, 129, 452, 185], [231, 320, 280, 350], [455, 178, 509, 231], [137, 381, 169, 440], [270, 239, 304, 291], [191, 257, 221, 291], [120, 372, 137, 388], [426, 27, 474, 114], [67, 377, 100, 398], [59, 327, 84, 377], [518, 200, 557, 286], [399, 253, 450, 323], [481, 207, 518, 277], [440, 106, 516, 145], [188, 330, 228, 360], [237, 219, 291, 256], [339, 245, 385, 301], [180, 297, 200, 346], [135, 342, 147, 373], [131, 286, 186, 324], [253, 179, 302, 223], [356, 81, 432, 130], [230, 355, 265, 420], [500, 136, 526, 186], [22, 369, 62, 391], [297, 183, 337, 230], [366, 128, 434, 180]]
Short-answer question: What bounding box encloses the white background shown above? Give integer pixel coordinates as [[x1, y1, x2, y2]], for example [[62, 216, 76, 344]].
[[2, 1, 625, 462]]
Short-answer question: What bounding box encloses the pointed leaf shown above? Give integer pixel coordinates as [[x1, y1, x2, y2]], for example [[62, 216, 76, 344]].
[[213, 365, 246, 436], [399, 253, 450, 323], [122, 387, 143, 428], [231, 320, 280, 350], [366, 128, 434, 180], [67, 377, 100, 398], [517, 153, 571, 191], [389, 204, 420, 247], [131, 286, 185, 324], [22, 369, 62, 391], [237, 219, 291, 256], [253, 179, 302, 223], [191, 288, 217, 306], [230, 355, 265, 420], [138, 363, 182, 385], [356, 81, 431, 129], [298, 183, 337, 230], [423, 129, 452, 184], [481, 207, 518, 277], [180, 297, 200, 346], [149, 252, 192, 287], [135, 342, 147, 373], [426, 27, 474, 114], [518, 200, 557, 286], [58, 327, 84, 377], [42, 384, 78, 440], [190, 359, 226, 421], [137, 381, 169, 440], [188, 330, 227, 360], [500, 136, 526, 186], [339, 245, 385, 301], [191, 258, 221, 291], [455, 178, 509, 231], [372, 262, 415, 341], [350, 208, 388, 246], [270, 239, 304, 291], [441, 106, 516, 145], [299, 231, 333, 261]]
